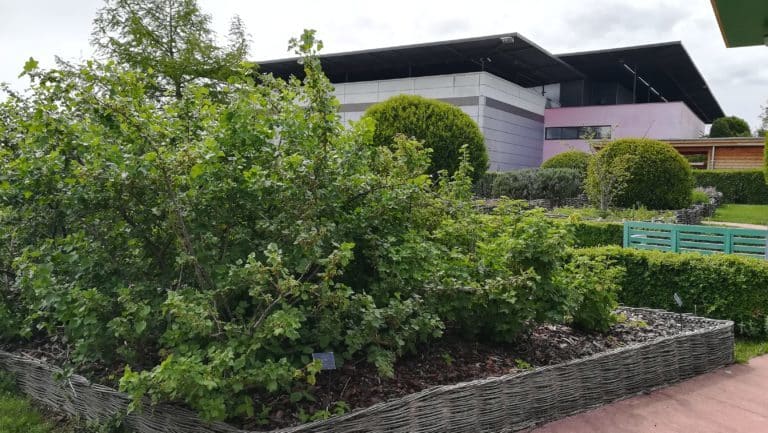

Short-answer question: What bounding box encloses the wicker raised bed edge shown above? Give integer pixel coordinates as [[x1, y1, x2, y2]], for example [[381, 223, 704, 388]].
[[0, 307, 733, 433]]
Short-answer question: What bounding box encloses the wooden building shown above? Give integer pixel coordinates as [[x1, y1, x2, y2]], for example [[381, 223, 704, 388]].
[[665, 137, 765, 170]]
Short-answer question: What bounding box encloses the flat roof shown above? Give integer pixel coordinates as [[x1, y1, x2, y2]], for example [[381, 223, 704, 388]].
[[711, 0, 768, 47], [257, 32, 584, 87], [557, 42, 724, 123], [665, 137, 766, 147]]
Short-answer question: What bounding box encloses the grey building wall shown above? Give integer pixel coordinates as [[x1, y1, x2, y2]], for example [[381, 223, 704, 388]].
[[331, 72, 547, 172], [481, 99, 545, 170]]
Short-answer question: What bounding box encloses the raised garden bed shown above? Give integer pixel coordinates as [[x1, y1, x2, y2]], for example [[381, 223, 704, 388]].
[[0, 308, 733, 433]]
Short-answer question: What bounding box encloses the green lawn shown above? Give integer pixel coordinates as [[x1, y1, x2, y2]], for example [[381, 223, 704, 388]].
[[735, 338, 768, 364], [709, 204, 768, 226]]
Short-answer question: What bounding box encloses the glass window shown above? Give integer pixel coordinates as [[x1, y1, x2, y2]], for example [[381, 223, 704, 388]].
[[545, 125, 611, 140], [545, 127, 562, 140]]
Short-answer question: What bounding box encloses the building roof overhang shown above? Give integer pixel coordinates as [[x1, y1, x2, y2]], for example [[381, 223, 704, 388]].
[[557, 42, 725, 123], [257, 32, 584, 88], [710, 0, 768, 47]]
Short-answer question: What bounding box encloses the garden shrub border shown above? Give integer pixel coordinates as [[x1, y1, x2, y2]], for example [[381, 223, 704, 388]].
[[693, 169, 768, 204], [581, 246, 768, 336], [0, 308, 733, 433]]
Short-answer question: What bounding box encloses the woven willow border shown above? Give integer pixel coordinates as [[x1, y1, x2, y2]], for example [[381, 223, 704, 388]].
[[0, 308, 733, 433]]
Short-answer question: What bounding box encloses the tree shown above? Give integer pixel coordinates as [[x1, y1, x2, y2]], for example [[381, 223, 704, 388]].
[[757, 102, 768, 137], [91, 0, 250, 99], [709, 116, 752, 138], [586, 152, 636, 212]]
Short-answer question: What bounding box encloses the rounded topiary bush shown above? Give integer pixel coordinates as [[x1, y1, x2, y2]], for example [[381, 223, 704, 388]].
[[363, 95, 488, 181], [586, 138, 693, 210], [541, 150, 591, 176]]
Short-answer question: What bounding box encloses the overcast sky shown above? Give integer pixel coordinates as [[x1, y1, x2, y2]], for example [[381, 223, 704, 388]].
[[2, 0, 767, 129]]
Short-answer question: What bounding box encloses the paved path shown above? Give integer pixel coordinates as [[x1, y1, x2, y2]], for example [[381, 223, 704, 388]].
[[701, 220, 768, 230], [527, 355, 768, 433]]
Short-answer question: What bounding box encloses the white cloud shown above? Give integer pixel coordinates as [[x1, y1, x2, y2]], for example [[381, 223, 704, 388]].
[[2, 0, 767, 128]]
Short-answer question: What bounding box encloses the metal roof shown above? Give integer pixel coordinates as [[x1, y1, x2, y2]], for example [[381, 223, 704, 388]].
[[710, 0, 768, 47], [557, 42, 724, 123], [257, 32, 584, 87]]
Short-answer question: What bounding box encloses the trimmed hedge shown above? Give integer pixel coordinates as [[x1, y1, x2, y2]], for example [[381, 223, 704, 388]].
[[586, 138, 694, 210], [541, 151, 591, 175], [693, 169, 768, 204], [363, 95, 488, 181], [570, 222, 623, 248], [579, 246, 768, 336]]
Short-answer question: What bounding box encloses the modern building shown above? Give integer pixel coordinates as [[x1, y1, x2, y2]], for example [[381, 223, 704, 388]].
[[259, 33, 724, 171]]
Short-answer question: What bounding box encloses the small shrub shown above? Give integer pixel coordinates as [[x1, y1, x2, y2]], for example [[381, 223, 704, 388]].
[[363, 95, 488, 181], [487, 168, 583, 205], [691, 189, 710, 204], [580, 246, 768, 336], [556, 255, 623, 332], [693, 169, 768, 204], [541, 150, 591, 176], [587, 138, 694, 210]]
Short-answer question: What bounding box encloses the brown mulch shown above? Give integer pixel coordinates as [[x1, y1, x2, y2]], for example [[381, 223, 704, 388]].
[[244, 308, 707, 429]]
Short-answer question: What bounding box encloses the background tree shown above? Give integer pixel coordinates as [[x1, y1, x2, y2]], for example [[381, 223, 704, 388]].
[[91, 0, 250, 99], [709, 116, 752, 138], [757, 102, 767, 137]]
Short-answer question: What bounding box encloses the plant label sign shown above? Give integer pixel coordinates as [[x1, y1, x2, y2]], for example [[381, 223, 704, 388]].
[[673, 293, 683, 308], [312, 352, 336, 370]]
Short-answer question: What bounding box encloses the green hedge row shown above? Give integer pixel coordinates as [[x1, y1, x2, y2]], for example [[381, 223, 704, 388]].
[[570, 221, 623, 248], [579, 246, 768, 336], [693, 169, 768, 204]]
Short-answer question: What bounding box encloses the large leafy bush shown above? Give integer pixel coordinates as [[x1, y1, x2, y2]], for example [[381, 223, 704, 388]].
[[586, 138, 693, 210], [0, 31, 618, 423], [362, 95, 488, 182], [693, 169, 768, 204], [541, 150, 591, 176]]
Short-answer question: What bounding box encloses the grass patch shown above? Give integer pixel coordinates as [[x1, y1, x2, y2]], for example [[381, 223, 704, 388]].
[[735, 338, 768, 364], [0, 392, 56, 433], [709, 204, 768, 226]]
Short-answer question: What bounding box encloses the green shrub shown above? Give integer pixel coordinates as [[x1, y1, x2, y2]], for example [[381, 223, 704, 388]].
[[693, 169, 768, 204], [555, 255, 622, 332], [486, 168, 583, 204], [764, 135, 767, 184], [569, 221, 623, 247], [587, 138, 694, 210], [473, 171, 500, 197], [691, 189, 710, 204], [580, 246, 768, 336], [709, 116, 752, 138], [363, 95, 488, 181], [541, 150, 591, 175]]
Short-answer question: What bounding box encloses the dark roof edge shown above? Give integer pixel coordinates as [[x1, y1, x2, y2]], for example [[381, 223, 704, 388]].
[[555, 40, 684, 58], [256, 32, 584, 79]]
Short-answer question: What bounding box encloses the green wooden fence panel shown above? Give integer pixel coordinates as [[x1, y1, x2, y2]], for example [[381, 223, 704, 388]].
[[623, 222, 768, 259]]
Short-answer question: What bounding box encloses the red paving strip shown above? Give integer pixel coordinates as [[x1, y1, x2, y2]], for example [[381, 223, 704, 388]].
[[528, 355, 768, 433]]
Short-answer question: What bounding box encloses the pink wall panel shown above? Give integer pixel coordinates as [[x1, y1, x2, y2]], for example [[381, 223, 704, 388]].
[[542, 102, 705, 162]]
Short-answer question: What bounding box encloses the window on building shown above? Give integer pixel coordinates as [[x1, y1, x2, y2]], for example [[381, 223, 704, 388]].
[[681, 152, 709, 170], [545, 126, 611, 140]]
